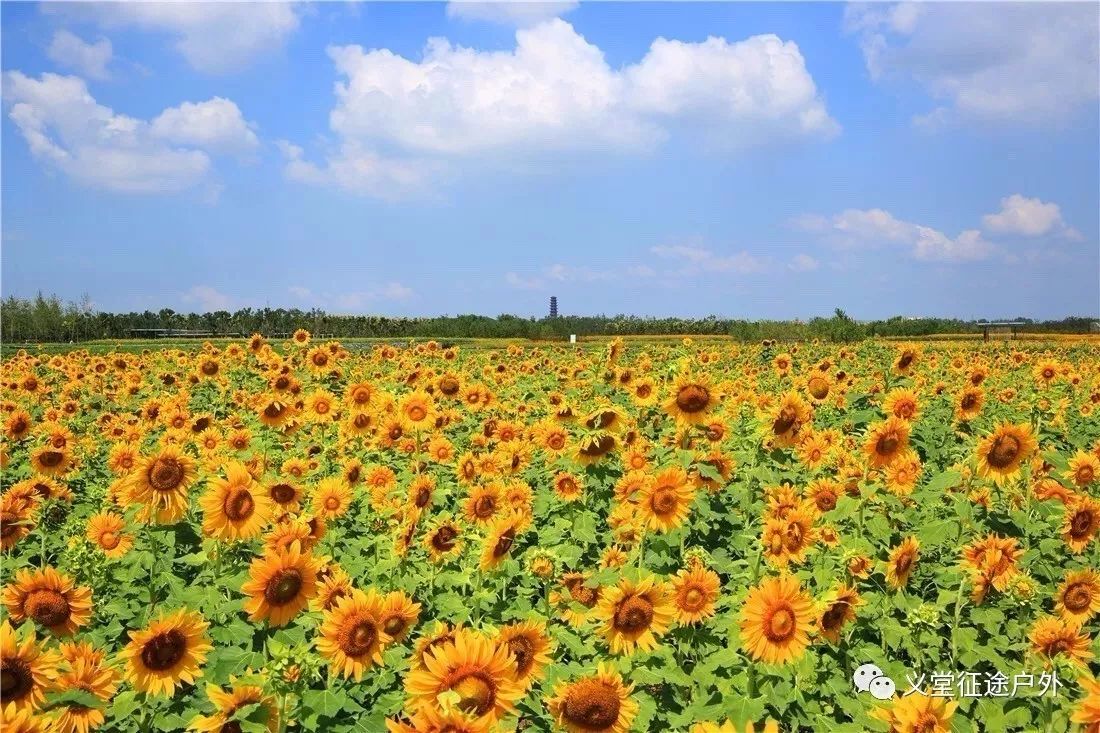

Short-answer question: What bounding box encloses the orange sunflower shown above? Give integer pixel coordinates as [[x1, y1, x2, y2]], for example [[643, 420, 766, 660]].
[[120, 609, 212, 697], [241, 541, 321, 627], [3, 567, 92, 637]]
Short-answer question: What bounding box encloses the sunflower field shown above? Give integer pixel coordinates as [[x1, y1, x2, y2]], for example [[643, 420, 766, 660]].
[[2, 333, 1100, 733]]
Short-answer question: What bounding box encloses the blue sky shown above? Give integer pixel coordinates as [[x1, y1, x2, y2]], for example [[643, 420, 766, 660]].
[[2, 1, 1098, 320]]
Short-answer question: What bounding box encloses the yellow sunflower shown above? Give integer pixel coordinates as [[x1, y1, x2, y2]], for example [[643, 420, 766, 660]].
[[404, 628, 524, 723], [495, 620, 553, 689], [671, 565, 721, 625], [665, 372, 718, 425], [862, 417, 910, 469], [595, 574, 675, 655], [886, 537, 920, 589], [317, 588, 391, 680], [312, 477, 353, 520], [1056, 570, 1100, 628], [50, 642, 118, 733], [1029, 615, 1092, 667], [199, 461, 272, 541], [975, 422, 1037, 483], [739, 574, 815, 665], [190, 681, 279, 733], [0, 619, 60, 712], [126, 445, 198, 523], [637, 467, 695, 533], [872, 694, 956, 733], [86, 511, 133, 559], [545, 663, 638, 733], [241, 541, 321, 627], [121, 609, 212, 697], [3, 567, 92, 637]]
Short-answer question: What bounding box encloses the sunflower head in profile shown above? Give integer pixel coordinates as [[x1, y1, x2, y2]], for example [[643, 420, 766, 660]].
[[190, 681, 280, 733], [125, 445, 198, 524], [2, 566, 93, 637], [691, 721, 779, 733], [816, 585, 861, 644], [664, 372, 718, 426], [241, 541, 321, 627], [0, 494, 33, 551], [975, 422, 1037, 484], [545, 662, 638, 733], [404, 628, 524, 724], [573, 431, 619, 467], [638, 467, 696, 534], [892, 345, 921, 375], [0, 619, 60, 712], [595, 574, 675, 656], [871, 694, 956, 733], [121, 609, 212, 697], [50, 641, 119, 733], [886, 537, 920, 589], [479, 513, 527, 572], [861, 417, 910, 469], [495, 620, 553, 690], [317, 588, 392, 680], [379, 590, 421, 643], [765, 392, 811, 449], [1028, 615, 1093, 667], [199, 461, 272, 542], [738, 574, 815, 665]]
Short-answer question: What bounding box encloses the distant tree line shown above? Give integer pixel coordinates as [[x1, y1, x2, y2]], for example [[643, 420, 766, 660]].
[[1, 294, 1095, 345]]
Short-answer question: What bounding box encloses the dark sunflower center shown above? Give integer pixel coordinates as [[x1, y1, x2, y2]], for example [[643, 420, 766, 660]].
[[508, 635, 536, 675], [452, 672, 496, 716], [223, 488, 256, 522], [263, 403, 286, 419], [415, 487, 431, 508], [265, 569, 303, 606], [1072, 510, 1095, 538], [896, 554, 913, 575], [473, 496, 496, 518], [12, 417, 27, 434], [566, 579, 598, 607], [493, 529, 515, 558], [340, 619, 377, 657], [580, 436, 615, 458], [440, 378, 460, 395], [563, 680, 621, 730], [772, 408, 797, 435], [808, 378, 830, 399], [140, 630, 187, 671], [876, 434, 899, 457], [650, 488, 678, 516], [1065, 583, 1092, 612], [25, 588, 71, 627], [383, 615, 407, 637], [961, 394, 977, 410], [432, 526, 458, 552], [0, 512, 18, 538], [39, 450, 64, 467], [675, 385, 710, 413], [270, 483, 296, 504], [613, 594, 654, 633], [201, 361, 218, 376], [636, 384, 652, 398], [149, 458, 184, 491], [765, 606, 796, 642], [988, 435, 1021, 468], [898, 353, 914, 369], [100, 531, 120, 549], [821, 603, 846, 631], [0, 659, 32, 700]]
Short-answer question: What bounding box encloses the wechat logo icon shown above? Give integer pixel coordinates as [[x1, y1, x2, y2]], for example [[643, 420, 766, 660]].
[[853, 663, 896, 700]]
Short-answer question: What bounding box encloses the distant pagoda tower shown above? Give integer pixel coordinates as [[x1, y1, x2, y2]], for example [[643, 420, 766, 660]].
[[549, 296, 558, 318]]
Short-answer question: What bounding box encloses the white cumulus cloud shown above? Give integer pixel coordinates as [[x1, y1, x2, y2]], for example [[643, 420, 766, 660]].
[[982, 194, 1081, 240], [285, 20, 837, 195], [446, 1, 578, 26], [794, 207, 995, 262], [845, 2, 1099, 126], [45, 2, 300, 74], [3, 71, 257, 193], [47, 30, 113, 80], [151, 98, 259, 155]]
